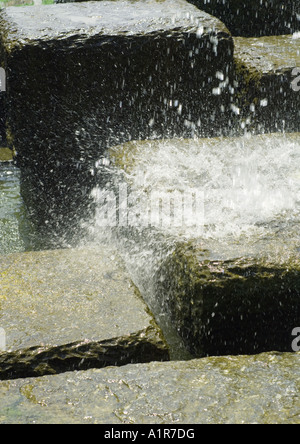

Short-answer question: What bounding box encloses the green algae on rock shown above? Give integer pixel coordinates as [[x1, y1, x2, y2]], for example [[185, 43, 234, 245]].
[[155, 243, 300, 356], [0, 248, 169, 380], [0, 352, 299, 424]]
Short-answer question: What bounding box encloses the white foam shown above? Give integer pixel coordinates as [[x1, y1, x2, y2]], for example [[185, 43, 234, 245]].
[[121, 134, 300, 242]]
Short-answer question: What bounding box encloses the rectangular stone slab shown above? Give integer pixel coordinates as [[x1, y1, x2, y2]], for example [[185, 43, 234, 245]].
[[0, 247, 169, 379], [0, 352, 299, 424], [0, 0, 234, 159], [156, 243, 300, 356]]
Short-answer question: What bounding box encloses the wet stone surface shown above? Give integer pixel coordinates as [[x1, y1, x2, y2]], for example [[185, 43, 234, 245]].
[[0, 164, 26, 255], [0, 247, 169, 380], [234, 35, 300, 133], [156, 243, 300, 356], [0, 352, 299, 424], [0, 0, 234, 159]]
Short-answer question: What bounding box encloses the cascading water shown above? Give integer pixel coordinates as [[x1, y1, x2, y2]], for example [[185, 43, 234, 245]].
[[84, 132, 300, 357]]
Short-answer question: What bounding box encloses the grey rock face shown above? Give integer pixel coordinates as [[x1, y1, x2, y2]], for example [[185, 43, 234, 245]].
[[109, 133, 300, 357], [234, 35, 300, 134], [0, 248, 169, 380], [0, 352, 299, 424]]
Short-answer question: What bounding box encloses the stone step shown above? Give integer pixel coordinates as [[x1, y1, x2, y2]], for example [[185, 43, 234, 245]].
[[0, 352, 299, 424], [234, 34, 300, 133], [0, 247, 169, 380], [109, 133, 300, 357]]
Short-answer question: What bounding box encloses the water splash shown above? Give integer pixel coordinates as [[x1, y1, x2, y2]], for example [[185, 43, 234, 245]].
[[91, 134, 299, 237], [85, 132, 300, 356], [87, 132, 300, 264]]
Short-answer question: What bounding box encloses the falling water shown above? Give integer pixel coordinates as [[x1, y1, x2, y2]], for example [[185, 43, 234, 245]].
[[84, 132, 300, 357]]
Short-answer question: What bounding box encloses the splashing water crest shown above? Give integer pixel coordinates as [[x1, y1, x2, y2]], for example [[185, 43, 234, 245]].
[[89, 134, 300, 253], [85, 133, 300, 356]]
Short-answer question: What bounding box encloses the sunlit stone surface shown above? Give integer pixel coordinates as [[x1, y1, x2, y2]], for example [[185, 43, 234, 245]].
[[0, 247, 169, 379], [0, 352, 299, 424]]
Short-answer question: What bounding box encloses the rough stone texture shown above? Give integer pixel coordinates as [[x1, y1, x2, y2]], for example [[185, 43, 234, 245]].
[[0, 0, 234, 237], [234, 35, 300, 134], [155, 243, 300, 357], [0, 352, 299, 424], [188, 0, 300, 37], [110, 133, 300, 357], [0, 248, 169, 380], [0, 164, 23, 256]]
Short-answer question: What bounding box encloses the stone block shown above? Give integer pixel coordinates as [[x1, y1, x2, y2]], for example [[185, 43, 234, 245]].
[[0, 352, 299, 424], [234, 35, 300, 133], [0, 1, 234, 234], [109, 133, 300, 356], [0, 247, 169, 379]]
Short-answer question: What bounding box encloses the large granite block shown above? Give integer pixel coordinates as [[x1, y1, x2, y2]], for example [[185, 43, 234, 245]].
[[0, 247, 169, 379], [0, 352, 299, 424]]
